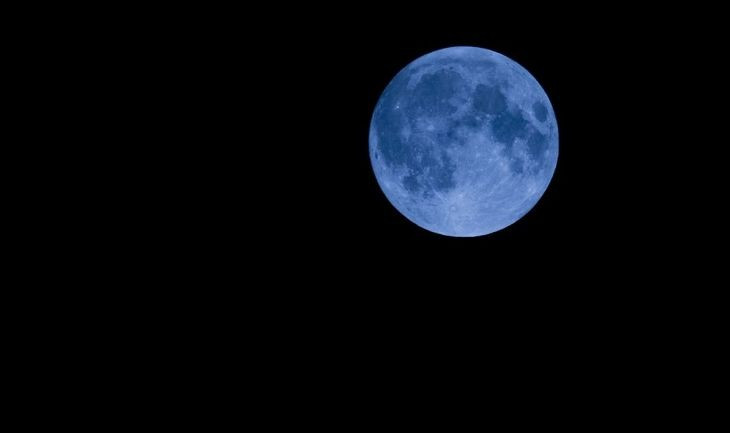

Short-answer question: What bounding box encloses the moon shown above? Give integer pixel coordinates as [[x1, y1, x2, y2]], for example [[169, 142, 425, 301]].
[[369, 46, 558, 237]]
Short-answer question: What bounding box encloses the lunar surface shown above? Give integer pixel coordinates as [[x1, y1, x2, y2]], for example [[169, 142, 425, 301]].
[[369, 46, 558, 237]]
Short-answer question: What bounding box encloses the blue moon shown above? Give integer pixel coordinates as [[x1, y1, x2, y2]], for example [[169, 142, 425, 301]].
[[369, 46, 559, 237]]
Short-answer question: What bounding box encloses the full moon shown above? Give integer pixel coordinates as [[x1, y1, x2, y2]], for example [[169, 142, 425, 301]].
[[369, 46, 558, 237]]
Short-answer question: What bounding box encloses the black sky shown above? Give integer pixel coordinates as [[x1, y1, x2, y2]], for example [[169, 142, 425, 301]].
[[171, 6, 720, 293], [95, 6, 725, 396]]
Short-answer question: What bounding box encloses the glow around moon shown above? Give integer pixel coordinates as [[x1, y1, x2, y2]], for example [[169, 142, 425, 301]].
[[369, 46, 558, 237]]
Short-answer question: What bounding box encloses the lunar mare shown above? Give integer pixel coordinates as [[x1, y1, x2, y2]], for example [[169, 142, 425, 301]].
[[369, 46, 558, 237]]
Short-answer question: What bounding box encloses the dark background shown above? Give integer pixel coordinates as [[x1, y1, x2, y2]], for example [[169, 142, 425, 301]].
[[122, 6, 719, 321], [151, 9, 723, 402], [18, 6, 722, 414], [115, 6, 720, 326]]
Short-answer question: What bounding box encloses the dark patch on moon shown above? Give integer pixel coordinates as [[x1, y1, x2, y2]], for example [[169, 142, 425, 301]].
[[377, 126, 457, 196], [492, 109, 529, 147], [375, 113, 409, 167], [408, 69, 465, 117], [402, 173, 420, 192], [373, 86, 409, 166], [526, 130, 547, 160], [501, 127, 548, 175], [458, 113, 481, 129], [472, 84, 507, 115], [510, 158, 525, 174], [373, 65, 461, 195], [403, 141, 456, 194], [532, 101, 547, 122], [431, 151, 457, 191], [372, 64, 416, 168]]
